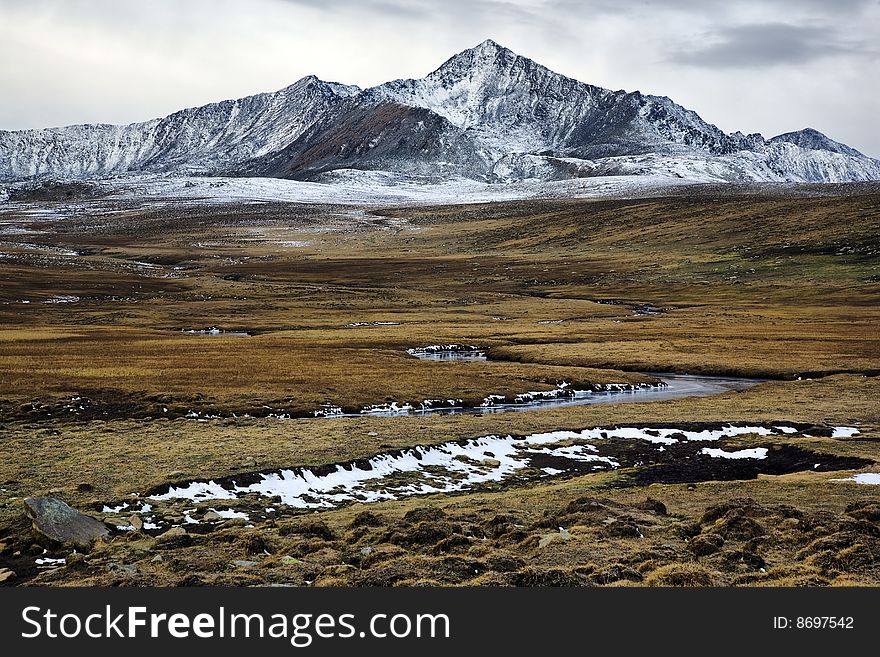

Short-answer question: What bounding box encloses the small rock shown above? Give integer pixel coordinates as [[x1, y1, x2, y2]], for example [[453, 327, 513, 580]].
[[24, 497, 109, 549], [202, 510, 223, 522], [359, 546, 373, 556], [538, 528, 572, 548], [0, 568, 15, 583], [367, 431, 379, 437], [128, 515, 143, 531], [109, 563, 138, 576], [233, 560, 259, 568], [156, 527, 187, 543], [151, 555, 164, 563]]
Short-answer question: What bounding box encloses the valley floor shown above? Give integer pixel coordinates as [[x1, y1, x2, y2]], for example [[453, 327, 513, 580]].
[[0, 183, 878, 586]]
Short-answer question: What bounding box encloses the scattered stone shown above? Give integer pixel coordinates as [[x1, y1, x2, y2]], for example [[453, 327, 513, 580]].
[[24, 497, 110, 549], [128, 515, 143, 531], [202, 510, 223, 522], [367, 431, 379, 437], [538, 528, 572, 548], [156, 527, 187, 543], [109, 563, 138, 576], [233, 560, 259, 568], [151, 555, 164, 563], [0, 568, 14, 583]]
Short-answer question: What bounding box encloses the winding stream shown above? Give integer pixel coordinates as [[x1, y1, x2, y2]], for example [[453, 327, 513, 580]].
[[101, 346, 866, 523], [315, 345, 763, 417]]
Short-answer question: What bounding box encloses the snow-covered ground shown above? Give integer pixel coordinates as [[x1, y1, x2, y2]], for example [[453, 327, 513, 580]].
[[91, 170, 699, 207], [148, 423, 817, 508]]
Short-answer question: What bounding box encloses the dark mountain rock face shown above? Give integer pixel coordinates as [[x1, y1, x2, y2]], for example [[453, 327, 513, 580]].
[[2, 39, 878, 184], [252, 102, 490, 180]]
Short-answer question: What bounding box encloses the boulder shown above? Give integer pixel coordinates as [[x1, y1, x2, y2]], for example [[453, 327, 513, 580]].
[[24, 497, 109, 549], [155, 527, 187, 543]]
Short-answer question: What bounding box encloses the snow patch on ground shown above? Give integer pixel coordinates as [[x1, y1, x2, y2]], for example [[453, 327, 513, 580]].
[[700, 447, 769, 460], [832, 473, 880, 485], [148, 423, 799, 508]]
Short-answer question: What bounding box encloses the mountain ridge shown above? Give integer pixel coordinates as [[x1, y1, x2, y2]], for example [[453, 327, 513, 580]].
[[2, 39, 879, 184]]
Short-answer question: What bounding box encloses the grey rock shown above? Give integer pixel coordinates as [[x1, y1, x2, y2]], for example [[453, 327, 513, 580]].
[[24, 497, 109, 549], [109, 563, 139, 576], [155, 527, 187, 543]]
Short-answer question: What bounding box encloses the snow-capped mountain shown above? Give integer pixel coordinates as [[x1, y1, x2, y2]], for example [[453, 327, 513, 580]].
[[2, 39, 879, 184]]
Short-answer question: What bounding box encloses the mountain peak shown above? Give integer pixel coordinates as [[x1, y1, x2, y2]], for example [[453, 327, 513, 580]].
[[431, 39, 521, 78], [2, 41, 878, 185], [472, 38, 506, 53], [770, 128, 864, 158]]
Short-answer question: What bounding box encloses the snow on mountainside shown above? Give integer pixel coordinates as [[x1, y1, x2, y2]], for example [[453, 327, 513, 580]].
[[0, 76, 359, 180], [1, 39, 879, 186], [770, 128, 865, 158]]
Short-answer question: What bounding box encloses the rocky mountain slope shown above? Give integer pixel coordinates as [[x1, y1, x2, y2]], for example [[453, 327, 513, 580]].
[[2, 40, 879, 184]]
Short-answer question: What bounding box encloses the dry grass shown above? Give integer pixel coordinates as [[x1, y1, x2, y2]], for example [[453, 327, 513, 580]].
[[0, 189, 878, 586]]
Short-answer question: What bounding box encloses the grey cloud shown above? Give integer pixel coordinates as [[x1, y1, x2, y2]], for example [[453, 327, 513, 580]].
[[279, 0, 430, 19], [669, 23, 867, 68], [547, 0, 874, 16], [279, 0, 540, 22]]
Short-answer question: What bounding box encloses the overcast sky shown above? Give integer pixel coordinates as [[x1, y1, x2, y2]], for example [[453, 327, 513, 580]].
[[1, 0, 878, 156]]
